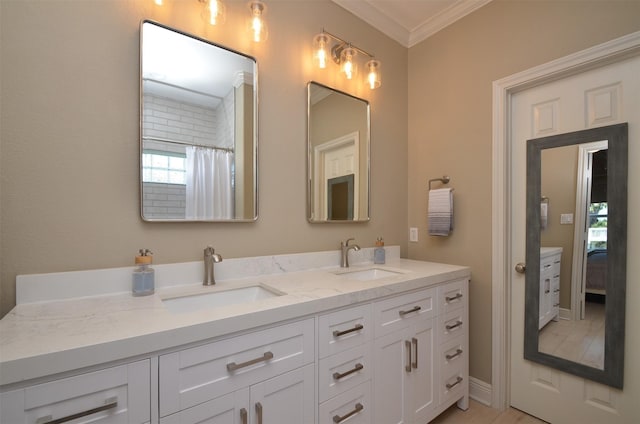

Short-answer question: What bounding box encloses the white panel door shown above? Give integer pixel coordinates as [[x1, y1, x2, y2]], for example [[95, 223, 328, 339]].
[[510, 54, 640, 423]]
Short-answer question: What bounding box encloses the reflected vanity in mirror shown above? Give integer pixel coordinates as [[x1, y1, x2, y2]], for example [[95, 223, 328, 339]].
[[525, 123, 628, 388], [140, 21, 257, 221], [307, 82, 370, 222]]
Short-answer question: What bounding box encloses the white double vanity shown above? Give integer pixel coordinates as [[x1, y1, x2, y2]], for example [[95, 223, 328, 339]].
[[0, 247, 470, 424]]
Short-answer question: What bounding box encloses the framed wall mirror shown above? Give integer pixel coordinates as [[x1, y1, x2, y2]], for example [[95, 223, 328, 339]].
[[524, 123, 628, 388], [140, 20, 258, 222], [307, 82, 370, 222]]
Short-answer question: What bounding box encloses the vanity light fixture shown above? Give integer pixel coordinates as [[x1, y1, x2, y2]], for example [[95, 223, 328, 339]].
[[312, 29, 381, 89], [199, 0, 226, 26], [248, 1, 268, 42]]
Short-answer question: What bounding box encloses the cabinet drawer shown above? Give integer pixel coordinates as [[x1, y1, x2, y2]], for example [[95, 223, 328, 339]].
[[437, 279, 467, 315], [160, 390, 247, 424], [440, 336, 467, 377], [319, 342, 372, 402], [319, 381, 371, 424], [439, 369, 467, 407], [319, 304, 372, 358], [438, 309, 466, 345], [374, 288, 435, 338], [0, 360, 150, 424], [159, 318, 314, 417]]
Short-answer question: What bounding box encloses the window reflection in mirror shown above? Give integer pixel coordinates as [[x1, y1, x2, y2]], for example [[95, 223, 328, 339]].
[[307, 82, 370, 222], [140, 21, 257, 222]]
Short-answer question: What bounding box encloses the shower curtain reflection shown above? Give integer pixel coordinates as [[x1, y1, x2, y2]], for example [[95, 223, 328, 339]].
[[185, 146, 234, 220]]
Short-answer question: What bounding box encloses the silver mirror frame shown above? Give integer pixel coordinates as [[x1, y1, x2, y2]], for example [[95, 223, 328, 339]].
[[524, 123, 627, 388], [139, 20, 258, 222], [306, 81, 371, 223]]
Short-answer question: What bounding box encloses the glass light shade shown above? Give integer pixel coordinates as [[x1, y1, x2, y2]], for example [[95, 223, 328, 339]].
[[366, 59, 382, 89], [248, 1, 268, 42], [201, 0, 226, 26], [313, 33, 330, 69], [340, 46, 357, 80], [154, 0, 163, 5]]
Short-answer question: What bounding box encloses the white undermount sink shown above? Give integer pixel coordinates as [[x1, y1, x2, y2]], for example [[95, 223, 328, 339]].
[[163, 285, 283, 314], [335, 268, 403, 281]]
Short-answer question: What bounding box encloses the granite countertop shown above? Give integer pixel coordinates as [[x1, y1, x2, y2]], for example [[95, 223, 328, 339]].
[[0, 254, 469, 387]]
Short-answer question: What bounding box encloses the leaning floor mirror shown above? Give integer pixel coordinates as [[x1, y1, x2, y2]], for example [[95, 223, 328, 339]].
[[524, 123, 628, 388], [140, 20, 258, 222], [307, 82, 370, 222]]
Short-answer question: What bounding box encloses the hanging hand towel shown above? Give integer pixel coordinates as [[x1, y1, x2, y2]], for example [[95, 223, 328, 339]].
[[428, 188, 453, 236]]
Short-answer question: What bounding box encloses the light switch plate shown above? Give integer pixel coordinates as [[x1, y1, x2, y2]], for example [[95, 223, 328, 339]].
[[409, 227, 419, 242], [560, 213, 574, 224]]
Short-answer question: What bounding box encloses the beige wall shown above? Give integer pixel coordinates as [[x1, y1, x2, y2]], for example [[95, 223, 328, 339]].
[[407, 0, 640, 384], [0, 0, 408, 317]]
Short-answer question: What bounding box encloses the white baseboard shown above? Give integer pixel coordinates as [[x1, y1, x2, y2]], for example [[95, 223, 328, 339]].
[[559, 307, 571, 320], [469, 377, 492, 406]]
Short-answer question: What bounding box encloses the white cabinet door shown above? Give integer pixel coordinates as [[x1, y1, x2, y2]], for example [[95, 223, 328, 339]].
[[250, 364, 315, 424], [406, 318, 436, 424], [374, 327, 409, 424]]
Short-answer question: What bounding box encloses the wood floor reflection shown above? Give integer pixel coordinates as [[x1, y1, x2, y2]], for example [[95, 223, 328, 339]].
[[538, 301, 605, 369], [430, 400, 547, 423]]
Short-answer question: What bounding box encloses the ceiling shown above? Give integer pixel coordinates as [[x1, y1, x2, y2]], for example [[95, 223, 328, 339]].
[[331, 0, 492, 47]]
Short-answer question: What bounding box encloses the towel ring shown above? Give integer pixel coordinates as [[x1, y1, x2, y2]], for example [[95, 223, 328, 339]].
[[428, 176, 450, 190]]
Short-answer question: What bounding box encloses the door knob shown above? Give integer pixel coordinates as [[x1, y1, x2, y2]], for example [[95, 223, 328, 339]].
[[515, 263, 526, 274]]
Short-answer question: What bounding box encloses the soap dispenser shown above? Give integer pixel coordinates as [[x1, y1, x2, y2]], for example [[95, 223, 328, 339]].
[[374, 238, 386, 264], [132, 248, 155, 296]]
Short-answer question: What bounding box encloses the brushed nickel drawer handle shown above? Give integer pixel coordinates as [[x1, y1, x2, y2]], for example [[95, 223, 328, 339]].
[[227, 351, 274, 372], [333, 403, 364, 423], [399, 306, 421, 316], [446, 376, 463, 390], [446, 348, 463, 360], [240, 408, 248, 424], [445, 293, 463, 302], [333, 323, 364, 338], [405, 340, 412, 372], [256, 402, 263, 424], [37, 398, 118, 424], [445, 320, 463, 331], [412, 337, 418, 369], [333, 363, 364, 380]]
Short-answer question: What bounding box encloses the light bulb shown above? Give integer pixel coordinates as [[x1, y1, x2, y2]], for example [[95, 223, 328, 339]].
[[340, 46, 357, 80], [248, 1, 267, 42], [154, 0, 163, 5], [313, 33, 330, 69], [366, 59, 381, 89], [201, 0, 226, 26]]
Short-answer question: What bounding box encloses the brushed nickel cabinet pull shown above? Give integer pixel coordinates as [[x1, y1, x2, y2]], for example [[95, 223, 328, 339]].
[[445, 320, 463, 331], [240, 408, 248, 424], [256, 402, 263, 424], [333, 363, 364, 380], [445, 293, 463, 302], [227, 351, 274, 372], [446, 348, 463, 360], [333, 324, 364, 338], [446, 376, 463, 390], [405, 340, 412, 372], [399, 306, 421, 316], [37, 398, 118, 424], [333, 403, 364, 423], [412, 337, 418, 369]]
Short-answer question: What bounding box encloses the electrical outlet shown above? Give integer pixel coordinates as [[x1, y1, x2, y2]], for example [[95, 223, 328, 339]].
[[409, 227, 419, 242]]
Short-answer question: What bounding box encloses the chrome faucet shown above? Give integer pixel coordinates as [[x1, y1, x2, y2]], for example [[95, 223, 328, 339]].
[[340, 238, 360, 268], [203, 246, 223, 286]]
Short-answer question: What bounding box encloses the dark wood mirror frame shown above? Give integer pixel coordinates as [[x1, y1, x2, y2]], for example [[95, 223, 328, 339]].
[[524, 123, 627, 388]]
